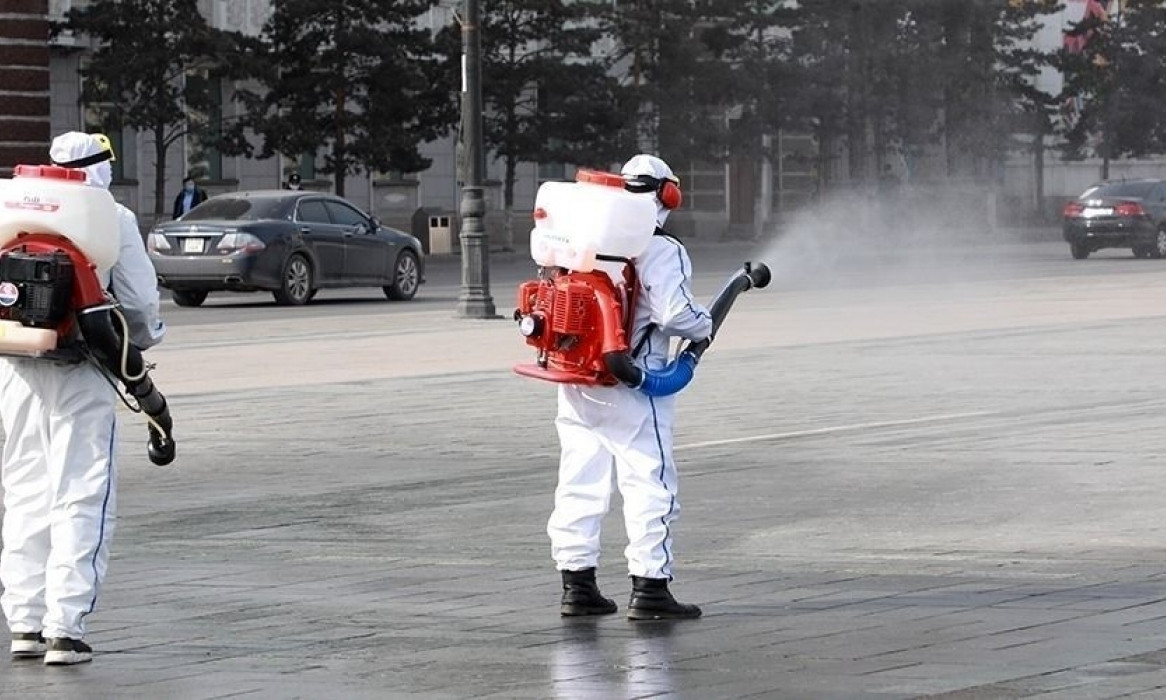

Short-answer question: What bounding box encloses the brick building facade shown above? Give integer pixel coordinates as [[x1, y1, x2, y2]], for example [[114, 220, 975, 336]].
[[0, 0, 51, 176]]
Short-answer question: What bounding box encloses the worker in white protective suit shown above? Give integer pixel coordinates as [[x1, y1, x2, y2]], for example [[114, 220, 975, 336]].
[[547, 154, 713, 620], [1, 132, 165, 665]]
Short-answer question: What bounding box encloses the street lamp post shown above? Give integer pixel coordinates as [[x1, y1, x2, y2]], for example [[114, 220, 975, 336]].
[[456, 0, 497, 319]]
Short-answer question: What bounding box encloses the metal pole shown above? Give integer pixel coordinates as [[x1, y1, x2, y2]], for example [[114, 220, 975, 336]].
[[1101, 0, 1123, 182], [456, 0, 497, 318]]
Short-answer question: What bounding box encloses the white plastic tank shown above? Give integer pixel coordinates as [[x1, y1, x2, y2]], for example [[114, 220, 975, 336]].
[[0, 164, 120, 273], [530, 170, 658, 279]]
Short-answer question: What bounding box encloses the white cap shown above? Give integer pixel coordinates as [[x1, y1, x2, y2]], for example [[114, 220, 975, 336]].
[[620, 154, 677, 227], [50, 132, 114, 190], [620, 154, 677, 183]]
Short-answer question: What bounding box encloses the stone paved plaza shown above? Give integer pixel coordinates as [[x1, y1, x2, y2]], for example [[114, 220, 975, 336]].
[[6, 238, 1166, 698]]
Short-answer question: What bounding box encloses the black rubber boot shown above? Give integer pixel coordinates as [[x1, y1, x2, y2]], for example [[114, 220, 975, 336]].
[[627, 576, 702, 620], [560, 568, 618, 616]]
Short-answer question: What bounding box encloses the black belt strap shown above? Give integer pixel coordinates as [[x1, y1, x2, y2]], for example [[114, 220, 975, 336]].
[[51, 149, 113, 169]]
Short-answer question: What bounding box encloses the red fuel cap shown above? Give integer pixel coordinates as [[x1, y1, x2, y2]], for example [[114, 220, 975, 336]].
[[13, 164, 86, 182], [575, 169, 626, 188]]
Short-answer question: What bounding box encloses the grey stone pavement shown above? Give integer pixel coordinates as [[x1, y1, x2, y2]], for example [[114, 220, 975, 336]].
[[11, 227, 1166, 698]]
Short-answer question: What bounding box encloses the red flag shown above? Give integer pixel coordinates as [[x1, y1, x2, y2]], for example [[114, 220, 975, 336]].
[[1087, 0, 1110, 21], [1064, 0, 1110, 54]]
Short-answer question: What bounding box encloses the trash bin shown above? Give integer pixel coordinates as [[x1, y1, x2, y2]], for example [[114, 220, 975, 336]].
[[428, 215, 453, 254], [410, 208, 458, 254]]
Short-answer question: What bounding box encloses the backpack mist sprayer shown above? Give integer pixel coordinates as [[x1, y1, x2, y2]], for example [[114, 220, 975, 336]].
[[513, 169, 770, 396], [0, 165, 176, 465]]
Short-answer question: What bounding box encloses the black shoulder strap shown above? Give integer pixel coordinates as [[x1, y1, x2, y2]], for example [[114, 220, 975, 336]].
[[654, 226, 682, 244], [632, 323, 656, 358], [627, 229, 675, 357]]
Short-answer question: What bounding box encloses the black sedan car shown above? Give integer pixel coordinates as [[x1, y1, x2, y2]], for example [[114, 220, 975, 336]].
[[1062, 178, 1166, 259], [148, 191, 424, 306]]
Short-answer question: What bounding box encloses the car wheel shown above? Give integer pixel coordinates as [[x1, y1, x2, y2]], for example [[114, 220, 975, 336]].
[[1152, 229, 1166, 259], [1070, 242, 1090, 260], [1133, 246, 1151, 258], [273, 254, 313, 305], [384, 250, 420, 301], [172, 289, 208, 307]]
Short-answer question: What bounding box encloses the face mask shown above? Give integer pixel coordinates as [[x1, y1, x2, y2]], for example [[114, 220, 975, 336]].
[[84, 161, 112, 190], [184, 183, 195, 192], [654, 202, 670, 227]]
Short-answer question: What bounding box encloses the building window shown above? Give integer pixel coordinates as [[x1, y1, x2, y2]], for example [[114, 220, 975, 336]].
[[82, 104, 126, 182], [374, 169, 414, 183], [185, 72, 222, 181], [282, 154, 315, 188], [79, 60, 130, 181], [538, 161, 567, 183], [296, 154, 315, 181], [680, 162, 726, 213], [536, 85, 569, 183]]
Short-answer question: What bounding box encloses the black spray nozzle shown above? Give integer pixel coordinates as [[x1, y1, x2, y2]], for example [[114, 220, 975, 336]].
[[131, 379, 175, 466], [148, 431, 174, 464], [147, 429, 176, 466], [745, 261, 771, 289]]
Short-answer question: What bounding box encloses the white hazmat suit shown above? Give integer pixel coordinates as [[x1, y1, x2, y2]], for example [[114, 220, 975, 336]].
[[0, 132, 165, 653], [547, 155, 713, 584]]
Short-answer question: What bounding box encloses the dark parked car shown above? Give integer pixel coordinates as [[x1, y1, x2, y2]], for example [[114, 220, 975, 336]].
[[1062, 178, 1166, 260], [148, 191, 424, 306]]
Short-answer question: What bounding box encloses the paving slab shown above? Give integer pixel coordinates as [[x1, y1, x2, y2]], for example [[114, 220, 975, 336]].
[[6, 241, 1166, 697]]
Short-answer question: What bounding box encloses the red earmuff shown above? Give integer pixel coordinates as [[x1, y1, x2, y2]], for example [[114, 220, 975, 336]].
[[623, 173, 683, 209], [658, 179, 682, 210]]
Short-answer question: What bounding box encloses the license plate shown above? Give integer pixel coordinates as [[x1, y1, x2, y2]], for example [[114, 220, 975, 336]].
[[1083, 207, 1113, 217], [183, 238, 204, 254]]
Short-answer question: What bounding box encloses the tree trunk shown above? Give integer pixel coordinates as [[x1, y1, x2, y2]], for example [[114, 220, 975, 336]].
[[815, 124, 833, 195], [503, 154, 516, 252], [1034, 118, 1045, 221], [154, 124, 167, 225], [940, 3, 965, 178], [844, 5, 868, 186], [334, 87, 346, 197], [970, 8, 994, 181]]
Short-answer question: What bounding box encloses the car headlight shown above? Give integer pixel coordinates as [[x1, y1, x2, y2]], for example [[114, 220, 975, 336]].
[[216, 232, 266, 254], [147, 233, 171, 252]]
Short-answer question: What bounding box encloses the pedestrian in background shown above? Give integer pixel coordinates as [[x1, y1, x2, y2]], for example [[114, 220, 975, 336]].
[[172, 175, 207, 220]]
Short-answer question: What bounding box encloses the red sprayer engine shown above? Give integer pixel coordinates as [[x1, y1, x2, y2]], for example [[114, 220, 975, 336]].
[[513, 265, 637, 386], [0, 233, 108, 350], [512, 169, 658, 386]]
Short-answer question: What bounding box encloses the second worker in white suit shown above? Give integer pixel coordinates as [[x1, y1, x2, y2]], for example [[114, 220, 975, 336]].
[[547, 154, 713, 620], [1, 131, 165, 665]]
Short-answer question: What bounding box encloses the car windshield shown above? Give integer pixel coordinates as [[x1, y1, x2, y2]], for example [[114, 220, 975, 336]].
[[182, 197, 287, 221], [1080, 182, 1157, 200]]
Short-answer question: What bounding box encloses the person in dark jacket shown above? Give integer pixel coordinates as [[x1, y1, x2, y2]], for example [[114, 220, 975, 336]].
[[172, 176, 207, 220]]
